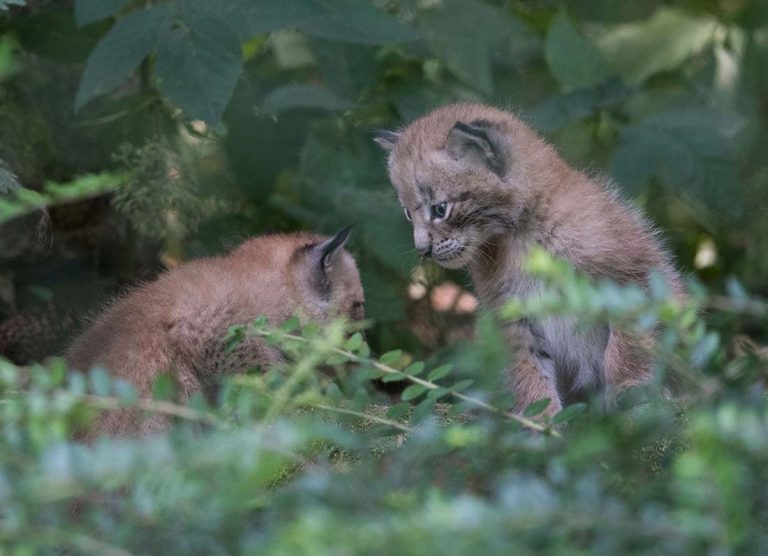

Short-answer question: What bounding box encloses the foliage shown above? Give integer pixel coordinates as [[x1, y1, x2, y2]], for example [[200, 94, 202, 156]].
[[1, 0, 768, 553], [1, 256, 768, 553]]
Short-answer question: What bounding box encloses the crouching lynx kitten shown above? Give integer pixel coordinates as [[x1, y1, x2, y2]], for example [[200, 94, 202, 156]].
[[66, 228, 364, 436], [374, 103, 683, 416]]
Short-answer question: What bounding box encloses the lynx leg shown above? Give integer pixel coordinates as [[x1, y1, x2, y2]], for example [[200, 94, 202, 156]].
[[602, 327, 654, 404], [505, 323, 563, 416]]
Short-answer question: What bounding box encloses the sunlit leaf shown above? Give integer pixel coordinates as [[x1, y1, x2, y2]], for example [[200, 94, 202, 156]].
[[596, 7, 718, 84]]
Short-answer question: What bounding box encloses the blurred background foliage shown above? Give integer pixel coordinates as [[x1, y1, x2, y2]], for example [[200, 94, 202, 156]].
[[1, 0, 768, 553]]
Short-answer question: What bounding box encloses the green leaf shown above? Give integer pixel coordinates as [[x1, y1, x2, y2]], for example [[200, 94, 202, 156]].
[[596, 7, 718, 84], [552, 403, 586, 425], [152, 373, 175, 401], [75, 4, 170, 111], [261, 84, 352, 115], [610, 105, 745, 216], [379, 350, 403, 366], [75, 5, 171, 111], [344, 332, 364, 352], [418, 0, 536, 94], [403, 362, 425, 376], [426, 387, 450, 401], [386, 402, 411, 420], [280, 316, 300, 332], [181, 0, 327, 42], [427, 364, 453, 382], [89, 367, 111, 397], [526, 78, 631, 133], [410, 398, 436, 424], [401, 384, 428, 401], [381, 372, 406, 383], [155, 17, 244, 124], [545, 12, 610, 91], [451, 379, 474, 392], [298, 0, 419, 45], [523, 398, 551, 417], [74, 0, 132, 26]]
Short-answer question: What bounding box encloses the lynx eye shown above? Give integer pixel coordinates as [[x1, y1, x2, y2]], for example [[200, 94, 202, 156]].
[[403, 207, 412, 222], [431, 202, 449, 220]]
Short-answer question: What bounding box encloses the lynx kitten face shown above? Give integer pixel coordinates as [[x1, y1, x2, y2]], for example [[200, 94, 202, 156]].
[[375, 112, 530, 269]]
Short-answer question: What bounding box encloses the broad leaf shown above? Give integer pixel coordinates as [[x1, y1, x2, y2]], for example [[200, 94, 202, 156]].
[[298, 0, 419, 45], [155, 17, 244, 124], [545, 12, 611, 91], [74, 0, 132, 26], [75, 5, 171, 111], [418, 0, 536, 94], [262, 84, 352, 115], [527, 77, 632, 133], [596, 7, 718, 84], [178, 0, 328, 42], [610, 105, 745, 216]]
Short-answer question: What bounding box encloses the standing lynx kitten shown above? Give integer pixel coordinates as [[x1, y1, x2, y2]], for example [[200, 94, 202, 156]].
[[374, 103, 683, 415], [67, 228, 364, 436]]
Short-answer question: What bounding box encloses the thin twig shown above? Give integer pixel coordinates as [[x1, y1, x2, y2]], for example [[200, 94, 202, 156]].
[[80, 394, 225, 428], [252, 329, 556, 435]]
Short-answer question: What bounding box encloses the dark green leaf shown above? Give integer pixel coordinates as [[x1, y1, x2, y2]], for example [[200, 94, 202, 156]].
[[386, 402, 411, 420], [552, 403, 587, 424], [155, 17, 243, 124], [403, 362, 425, 376], [74, 0, 132, 26], [75, 5, 171, 111], [427, 364, 453, 382], [381, 371, 406, 383], [401, 384, 428, 401], [298, 0, 419, 45], [262, 84, 352, 115], [451, 379, 474, 392], [410, 398, 436, 424], [545, 12, 610, 91], [523, 398, 551, 417], [380, 350, 403, 366], [152, 373, 175, 401], [611, 105, 745, 216]]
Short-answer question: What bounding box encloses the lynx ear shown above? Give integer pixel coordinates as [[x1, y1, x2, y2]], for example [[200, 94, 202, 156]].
[[446, 121, 506, 176], [372, 129, 401, 152], [316, 225, 353, 272]]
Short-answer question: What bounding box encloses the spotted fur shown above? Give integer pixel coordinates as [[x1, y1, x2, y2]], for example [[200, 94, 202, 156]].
[[66, 230, 364, 437], [375, 103, 684, 415]]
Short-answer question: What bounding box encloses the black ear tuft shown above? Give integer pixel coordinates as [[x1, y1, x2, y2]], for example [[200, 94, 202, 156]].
[[372, 129, 402, 152], [446, 121, 506, 176], [317, 225, 353, 270]]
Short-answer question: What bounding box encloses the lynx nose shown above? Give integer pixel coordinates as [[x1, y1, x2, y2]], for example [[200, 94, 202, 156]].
[[416, 245, 432, 257]]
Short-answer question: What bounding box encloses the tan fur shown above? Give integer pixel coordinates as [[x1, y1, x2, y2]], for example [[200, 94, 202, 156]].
[[376, 103, 683, 415], [66, 232, 364, 436]]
